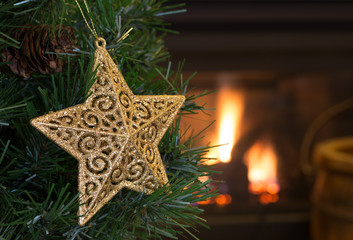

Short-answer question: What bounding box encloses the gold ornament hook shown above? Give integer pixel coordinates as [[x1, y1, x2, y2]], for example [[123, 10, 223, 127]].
[[94, 37, 106, 49], [75, 0, 99, 39]]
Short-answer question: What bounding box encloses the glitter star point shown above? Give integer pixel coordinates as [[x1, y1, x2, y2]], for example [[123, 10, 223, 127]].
[[30, 38, 185, 226]]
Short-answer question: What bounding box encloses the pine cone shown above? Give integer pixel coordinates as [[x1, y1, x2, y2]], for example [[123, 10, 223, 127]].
[[0, 24, 76, 78]]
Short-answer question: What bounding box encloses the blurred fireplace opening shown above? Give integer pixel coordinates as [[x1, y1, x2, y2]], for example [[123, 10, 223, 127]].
[[163, 2, 353, 238], [180, 70, 353, 240]]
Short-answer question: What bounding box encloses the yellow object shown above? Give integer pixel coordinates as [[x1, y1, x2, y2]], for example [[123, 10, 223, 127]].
[[31, 37, 185, 226], [312, 137, 353, 240], [74, 0, 99, 39]]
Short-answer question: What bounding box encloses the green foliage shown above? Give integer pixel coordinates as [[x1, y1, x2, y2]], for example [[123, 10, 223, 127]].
[[0, 0, 216, 239], [0, 76, 30, 127]]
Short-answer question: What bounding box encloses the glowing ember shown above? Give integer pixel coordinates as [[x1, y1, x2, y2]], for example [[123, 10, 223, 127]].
[[198, 193, 232, 207], [197, 176, 213, 205], [206, 84, 244, 164], [198, 198, 213, 205], [215, 194, 232, 207], [196, 176, 232, 207], [245, 140, 280, 204]]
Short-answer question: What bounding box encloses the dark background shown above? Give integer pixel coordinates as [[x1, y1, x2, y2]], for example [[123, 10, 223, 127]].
[[165, 0, 353, 74]]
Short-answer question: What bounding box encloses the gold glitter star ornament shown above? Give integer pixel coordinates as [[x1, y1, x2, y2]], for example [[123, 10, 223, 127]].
[[30, 37, 185, 226]]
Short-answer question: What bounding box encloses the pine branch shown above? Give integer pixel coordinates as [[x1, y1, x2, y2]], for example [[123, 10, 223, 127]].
[[0, 76, 31, 126], [0, 1, 218, 239]]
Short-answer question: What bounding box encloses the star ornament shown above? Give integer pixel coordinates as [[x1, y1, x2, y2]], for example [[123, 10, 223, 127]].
[[30, 38, 185, 226]]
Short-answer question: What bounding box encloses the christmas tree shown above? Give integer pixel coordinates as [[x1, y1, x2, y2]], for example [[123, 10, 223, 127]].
[[0, 0, 216, 239]]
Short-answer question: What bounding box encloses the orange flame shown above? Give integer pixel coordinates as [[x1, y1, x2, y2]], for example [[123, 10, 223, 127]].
[[245, 140, 280, 204], [206, 84, 244, 164]]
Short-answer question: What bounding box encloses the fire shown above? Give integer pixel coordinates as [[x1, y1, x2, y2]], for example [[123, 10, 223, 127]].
[[206, 85, 244, 164], [245, 140, 280, 204]]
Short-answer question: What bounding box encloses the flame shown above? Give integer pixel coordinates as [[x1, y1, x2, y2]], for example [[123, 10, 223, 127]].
[[206, 85, 244, 164], [245, 140, 280, 204]]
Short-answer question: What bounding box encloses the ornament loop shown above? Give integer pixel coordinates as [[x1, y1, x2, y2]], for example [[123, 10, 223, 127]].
[[95, 37, 106, 49]]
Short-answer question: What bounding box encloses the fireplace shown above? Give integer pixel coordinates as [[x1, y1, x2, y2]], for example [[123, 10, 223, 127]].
[[164, 1, 353, 239], [178, 70, 353, 239]]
